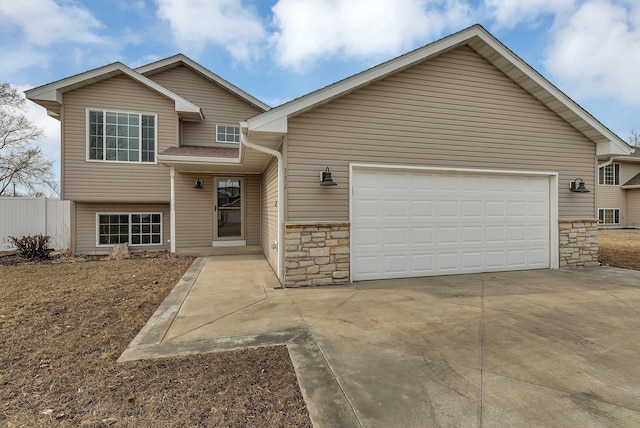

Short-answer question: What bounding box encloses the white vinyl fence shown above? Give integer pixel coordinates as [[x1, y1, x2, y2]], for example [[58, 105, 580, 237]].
[[0, 197, 71, 251]]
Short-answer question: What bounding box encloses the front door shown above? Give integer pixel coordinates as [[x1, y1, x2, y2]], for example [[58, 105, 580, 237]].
[[215, 177, 243, 241]]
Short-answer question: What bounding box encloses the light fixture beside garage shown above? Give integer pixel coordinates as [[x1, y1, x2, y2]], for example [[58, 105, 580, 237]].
[[320, 167, 338, 186], [194, 178, 204, 190], [569, 178, 590, 193]]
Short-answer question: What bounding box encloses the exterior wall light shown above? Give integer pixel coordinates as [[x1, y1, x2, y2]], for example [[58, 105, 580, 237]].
[[320, 167, 337, 186], [569, 178, 590, 193], [194, 178, 204, 189]]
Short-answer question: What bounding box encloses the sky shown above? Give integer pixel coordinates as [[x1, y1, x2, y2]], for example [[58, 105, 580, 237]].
[[2, 0, 640, 189]]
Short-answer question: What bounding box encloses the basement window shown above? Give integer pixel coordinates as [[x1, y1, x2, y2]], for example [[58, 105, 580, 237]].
[[97, 213, 162, 246], [598, 208, 620, 225]]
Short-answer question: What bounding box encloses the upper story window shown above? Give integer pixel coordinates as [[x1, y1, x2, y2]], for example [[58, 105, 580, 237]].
[[88, 110, 156, 163], [216, 124, 240, 143], [598, 163, 620, 185]]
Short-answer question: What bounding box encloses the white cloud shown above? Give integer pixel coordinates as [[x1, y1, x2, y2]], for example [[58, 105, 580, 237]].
[[156, 0, 267, 63], [485, 0, 576, 28], [269, 0, 475, 71], [544, 0, 640, 106], [0, 0, 104, 46]]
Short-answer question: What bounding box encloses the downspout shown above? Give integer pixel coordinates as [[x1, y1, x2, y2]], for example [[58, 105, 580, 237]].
[[170, 166, 176, 253], [597, 157, 614, 168], [240, 124, 284, 283]]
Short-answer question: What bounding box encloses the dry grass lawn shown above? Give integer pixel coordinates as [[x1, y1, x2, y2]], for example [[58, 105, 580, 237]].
[[0, 253, 311, 427], [598, 229, 640, 270]]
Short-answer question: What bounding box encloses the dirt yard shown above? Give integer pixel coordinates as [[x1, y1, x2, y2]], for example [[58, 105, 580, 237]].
[[598, 229, 640, 270], [0, 253, 311, 427]]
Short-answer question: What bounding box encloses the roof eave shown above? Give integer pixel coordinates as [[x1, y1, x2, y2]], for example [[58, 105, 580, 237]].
[[157, 155, 241, 165], [25, 62, 204, 121], [247, 24, 630, 156]]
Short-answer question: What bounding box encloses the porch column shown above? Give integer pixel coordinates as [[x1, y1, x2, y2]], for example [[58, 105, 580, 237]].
[[170, 166, 176, 253]]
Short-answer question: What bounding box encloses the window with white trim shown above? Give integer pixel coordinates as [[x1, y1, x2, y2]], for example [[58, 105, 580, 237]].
[[216, 124, 240, 143], [598, 163, 620, 185], [97, 213, 162, 246], [88, 110, 156, 162], [598, 208, 620, 225]]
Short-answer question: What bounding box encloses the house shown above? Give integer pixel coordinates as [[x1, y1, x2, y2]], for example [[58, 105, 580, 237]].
[[596, 150, 640, 228], [26, 24, 630, 286]]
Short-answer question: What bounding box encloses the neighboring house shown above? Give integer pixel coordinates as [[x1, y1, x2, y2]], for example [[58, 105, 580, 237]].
[[26, 25, 631, 286], [596, 150, 640, 228]]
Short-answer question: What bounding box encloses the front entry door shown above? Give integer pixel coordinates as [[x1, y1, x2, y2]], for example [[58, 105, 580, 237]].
[[215, 178, 243, 240]]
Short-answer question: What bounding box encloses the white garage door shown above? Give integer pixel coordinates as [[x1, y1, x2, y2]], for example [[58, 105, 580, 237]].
[[351, 169, 550, 281]]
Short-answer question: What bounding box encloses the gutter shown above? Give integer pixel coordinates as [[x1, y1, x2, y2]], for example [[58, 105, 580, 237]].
[[239, 123, 284, 284]]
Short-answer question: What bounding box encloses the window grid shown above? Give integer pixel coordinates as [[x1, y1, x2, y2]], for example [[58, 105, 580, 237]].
[[88, 110, 156, 163], [216, 124, 240, 143], [598, 208, 620, 225], [598, 164, 619, 185], [98, 213, 162, 246]]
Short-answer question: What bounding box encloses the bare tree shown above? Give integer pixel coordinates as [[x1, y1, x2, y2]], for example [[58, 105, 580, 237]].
[[0, 82, 58, 196], [628, 129, 640, 148]]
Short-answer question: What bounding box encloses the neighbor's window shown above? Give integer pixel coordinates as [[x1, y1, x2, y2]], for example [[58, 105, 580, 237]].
[[598, 208, 620, 225], [216, 124, 240, 143], [88, 110, 156, 162], [598, 163, 620, 185], [97, 213, 162, 246]]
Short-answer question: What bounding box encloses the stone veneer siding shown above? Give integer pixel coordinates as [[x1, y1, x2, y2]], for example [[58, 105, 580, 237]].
[[284, 222, 350, 287], [558, 219, 599, 268]]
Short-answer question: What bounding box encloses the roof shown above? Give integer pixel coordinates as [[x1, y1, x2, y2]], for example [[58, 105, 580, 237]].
[[621, 172, 640, 189], [246, 24, 630, 158], [25, 62, 204, 122], [161, 146, 239, 159], [135, 54, 270, 112]]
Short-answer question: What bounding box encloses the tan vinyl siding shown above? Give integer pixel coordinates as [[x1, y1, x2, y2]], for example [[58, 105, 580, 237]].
[[62, 74, 177, 202], [75, 202, 169, 254], [285, 46, 597, 221], [145, 65, 263, 146], [626, 190, 640, 227], [174, 173, 261, 248], [261, 158, 279, 270], [245, 174, 261, 245], [175, 173, 213, 248], [597, 162, 640, 226]]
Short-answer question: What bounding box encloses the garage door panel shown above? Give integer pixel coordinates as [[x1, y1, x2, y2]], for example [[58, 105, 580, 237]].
[[410, 200, 433, 217], [411, 227, 433, 245], [462, 226, 482, 243], [385, 228, 407, 246], [352, 169, 551, 280], [384, 200, 408, 217], [412, 254, 433, 272]]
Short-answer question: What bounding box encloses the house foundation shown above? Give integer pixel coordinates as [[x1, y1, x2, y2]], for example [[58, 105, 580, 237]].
[[283, 222, 350, 287], [558, 219, 599, 268]]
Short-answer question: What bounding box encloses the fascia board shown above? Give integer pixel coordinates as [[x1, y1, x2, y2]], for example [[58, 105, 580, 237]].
[[136, 54, 270, 112], [25, 62, 203, 118], [612, 155, 640, 163]]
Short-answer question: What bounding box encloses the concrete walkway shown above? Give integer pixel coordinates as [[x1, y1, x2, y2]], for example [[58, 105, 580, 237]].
[[120, 255, 640, 427]]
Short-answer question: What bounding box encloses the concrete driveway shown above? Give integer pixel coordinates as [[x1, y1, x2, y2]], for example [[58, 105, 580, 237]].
[[120, 255, 640, 427]]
